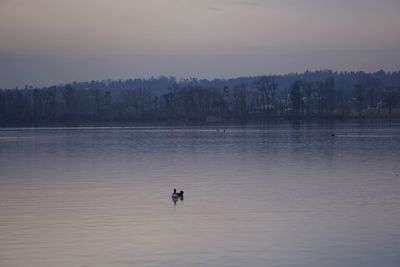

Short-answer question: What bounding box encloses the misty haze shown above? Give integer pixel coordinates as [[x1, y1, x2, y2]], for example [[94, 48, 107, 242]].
[[1, 1, 400, 267]]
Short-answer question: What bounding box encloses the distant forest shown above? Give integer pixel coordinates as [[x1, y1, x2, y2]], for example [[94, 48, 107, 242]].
[[1, 70, 400, 124]]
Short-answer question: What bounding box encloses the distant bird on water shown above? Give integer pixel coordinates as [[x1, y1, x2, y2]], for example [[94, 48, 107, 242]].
[[172, 188, 184, 198]]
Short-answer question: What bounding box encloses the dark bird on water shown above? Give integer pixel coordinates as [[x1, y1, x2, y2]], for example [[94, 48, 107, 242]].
[[172, 188, 184, 198]]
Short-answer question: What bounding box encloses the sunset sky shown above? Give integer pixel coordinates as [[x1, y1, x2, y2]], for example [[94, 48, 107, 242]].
[[0, 0, 399, 88]]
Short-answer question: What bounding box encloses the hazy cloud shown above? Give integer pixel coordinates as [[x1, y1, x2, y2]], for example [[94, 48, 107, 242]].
[[0, 0, 399, 87], [208, 6, 224, 12]]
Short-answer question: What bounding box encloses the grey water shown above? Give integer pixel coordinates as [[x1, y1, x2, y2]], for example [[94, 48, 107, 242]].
[[0, 122, 400, 267]]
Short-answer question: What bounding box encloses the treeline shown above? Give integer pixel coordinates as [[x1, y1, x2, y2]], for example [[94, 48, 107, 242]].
[[1, 70, 400, 123]]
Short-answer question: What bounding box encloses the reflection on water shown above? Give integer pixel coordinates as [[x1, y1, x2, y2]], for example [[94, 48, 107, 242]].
[[0, 121, 400, 267], [172, 196, 184, 206]]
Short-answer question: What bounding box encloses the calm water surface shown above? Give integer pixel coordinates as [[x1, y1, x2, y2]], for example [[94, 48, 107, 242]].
[[0, 122, 400, 267]]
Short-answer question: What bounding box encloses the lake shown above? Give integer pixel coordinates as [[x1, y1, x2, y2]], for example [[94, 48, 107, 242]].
[[0, 121, 400, 267]]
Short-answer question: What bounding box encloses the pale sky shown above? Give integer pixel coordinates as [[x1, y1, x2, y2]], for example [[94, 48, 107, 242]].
[[0, 0, 399, 88]]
